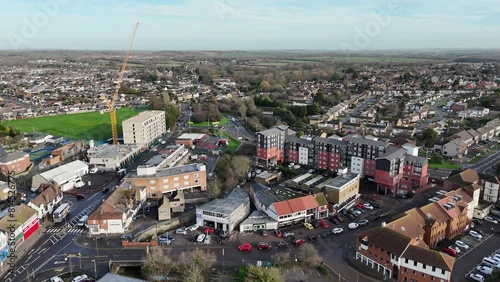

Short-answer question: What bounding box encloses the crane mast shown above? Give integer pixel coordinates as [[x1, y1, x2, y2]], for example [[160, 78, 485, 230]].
[[102, 22, 140, 145]]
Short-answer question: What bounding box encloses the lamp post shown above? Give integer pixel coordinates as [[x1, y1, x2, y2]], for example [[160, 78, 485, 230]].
[[91, 259, 97, 279]]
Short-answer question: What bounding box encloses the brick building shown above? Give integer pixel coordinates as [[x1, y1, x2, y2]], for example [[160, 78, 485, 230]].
[[0, 151, 31, 176], [256, 125, 295, 167]]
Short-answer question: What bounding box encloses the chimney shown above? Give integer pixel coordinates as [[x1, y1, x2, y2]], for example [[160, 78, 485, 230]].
[[427, 213, 431, 219]]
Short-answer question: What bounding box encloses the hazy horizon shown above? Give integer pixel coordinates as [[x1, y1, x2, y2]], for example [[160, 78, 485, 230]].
[[2, 0, 500, 51]]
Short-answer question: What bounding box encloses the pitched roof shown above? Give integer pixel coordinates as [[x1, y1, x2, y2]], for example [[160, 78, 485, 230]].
[[401, 245, 455, 271], [387, 213, 425, 240], [356, 226, 413, 256], [288, 195, 318, 213], [30, 183, 61, 207], [0, 204, 37, 231], [314, 193, 328, 206], [0, 151, 28, 163], [419, 203, 450, 223], [272, 201, 293, 216], [445, 169, 479, 186]]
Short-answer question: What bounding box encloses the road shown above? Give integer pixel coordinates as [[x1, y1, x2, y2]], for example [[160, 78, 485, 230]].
[[463, 151, 500, 173], [225, 117, 255, 144], [340, 96, 376, 123]]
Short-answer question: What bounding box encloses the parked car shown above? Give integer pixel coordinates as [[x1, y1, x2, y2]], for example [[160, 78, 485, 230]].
[[469, 273, 485, 282], [368, 215, 378, 221], [347, 214, 355, 220], [357, 219, 369, 226], [120, 234, 133, 241], [102, 187, 110, 194], [238, 243, 252, 251], [473, 219, 483, 225], [330, 218, 340, 225], [354, 203, 365, 209], [304, 222, 314, 230], [258, 242, 272, 250], [196, 234, 205, 242], [332, 228, 344, 234], [203, 227, 214, 234], [283, 232, 294, 238], [321, 231, 331, 238], [455, 240, 469, 250], [319, 220, 328, 229], [484, 216, 498, 224], [89, 167, 98, 174], [203, 235, 211, 245], [473, 229, 484, 236], [76, 194, 86, 200], [308, 234, 319, 241], [371, 202, 382, 208], [441, 248, 456, 257], [50, 276, 64, 282], [260, 230, 268, 236], [334, 214, 344, 222], [274, 229, 282, 237], [348, 223, 359, 230], [175, 228, 187, 235], [186, 224, 199, 232], [377, 212, 388, 218], [469, 230, 483, 239], [449, 246, 461, 254], [475, 265, 493, 276], [189, 235, 198, 242], [276, 241, 288, 248], [311, 221, 320, 228], [293, 238, 306, 245], [71, 274, 89, 282]]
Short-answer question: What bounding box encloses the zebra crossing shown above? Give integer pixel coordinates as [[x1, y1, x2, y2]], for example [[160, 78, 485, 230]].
[[46, 227, 86, 234]]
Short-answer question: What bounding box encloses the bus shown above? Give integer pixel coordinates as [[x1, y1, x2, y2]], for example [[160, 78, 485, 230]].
[[53, 203, 70, 223]]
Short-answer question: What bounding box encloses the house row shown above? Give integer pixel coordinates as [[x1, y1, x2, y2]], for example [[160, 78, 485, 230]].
[[257, 126, 429, 197], [354, 185, 479, 281], [444, 168, 499, 205]]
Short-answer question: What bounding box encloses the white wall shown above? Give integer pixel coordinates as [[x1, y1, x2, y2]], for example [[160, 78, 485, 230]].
[[400, 258, 450, 281], [351, 157, 364, 175], [298, 147, 308, 165]]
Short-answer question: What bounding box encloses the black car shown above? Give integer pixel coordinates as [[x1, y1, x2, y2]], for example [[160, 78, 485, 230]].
[[472, 219, 483, 225], [311, 221, 320, 228], [321, 231, 330, 238], [276, 241, 288, 248], [372, 203, 382, 208], [308, 234, 319, 241], [472, 229, 484, 236], [331, 219, 340, 225], [189, 235, 198, 242], [102, 187, 110, 193], [347, 214, 355, 220]]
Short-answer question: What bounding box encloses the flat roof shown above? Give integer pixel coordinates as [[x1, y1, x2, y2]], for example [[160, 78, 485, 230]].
[[256, 171, 280, 179], [88, 144, 141, 159], [40, 160, 88, 183], [240, 210, 278, 226], [129, 163, 204, 178], [177, 133, 206, 140], [122, 110, 164, 123], [251, 183, 304, 208], [198, 187, 249, 215], [303, 175, 324, 186], [324, 173, 359, 189]]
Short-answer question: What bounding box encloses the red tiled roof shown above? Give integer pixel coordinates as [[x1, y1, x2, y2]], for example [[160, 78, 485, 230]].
[[272, 201, 292, 216], [288, 195, 318, 213]]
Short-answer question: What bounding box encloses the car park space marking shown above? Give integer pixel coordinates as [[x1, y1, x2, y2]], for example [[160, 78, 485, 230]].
[[456, 234, 493, 261], [465, 247, 500, 278]]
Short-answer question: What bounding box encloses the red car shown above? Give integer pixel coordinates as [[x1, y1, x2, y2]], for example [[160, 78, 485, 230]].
[[238, 243, 252, 251], [354, 203, 365, 209], [258, 242, 272, 250], [319, 220, 328, 229], [293, 238, 306, 246], [441, 248, 456, 257], [203, 227, 214, 234], [274, 229, 282, 237]]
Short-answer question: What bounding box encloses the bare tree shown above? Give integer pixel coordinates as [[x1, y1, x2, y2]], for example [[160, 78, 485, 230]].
[[297, 243, 320, 267], [141, 247, 174, 281], [176, 248, 217, 282], [271, 252, 292, 267], [231, 156, 251, 182]]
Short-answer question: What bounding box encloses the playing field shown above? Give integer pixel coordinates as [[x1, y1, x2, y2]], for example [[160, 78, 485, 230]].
[[4, 108, 140, 142]]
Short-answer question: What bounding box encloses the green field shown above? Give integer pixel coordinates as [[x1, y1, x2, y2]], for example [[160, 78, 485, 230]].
[[190, 117, 229, 127], [4, 108, 140, 142], [428, 162, 461, 170]]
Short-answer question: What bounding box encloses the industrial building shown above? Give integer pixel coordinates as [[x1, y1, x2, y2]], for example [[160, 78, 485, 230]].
[[88, 144, 142, 170], [196, 187, 250, 233], [323, 172, 360, 206], [122, 110, 167, 146], [31, 160, 89, 192]]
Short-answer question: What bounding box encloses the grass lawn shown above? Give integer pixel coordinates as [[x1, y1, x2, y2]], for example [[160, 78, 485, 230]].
[[428, 162, 461, 170], [470, 150, 494, 164], [214, 130, 241, 153], [190, 117, 229, 127], [4, 108, 139, 142]]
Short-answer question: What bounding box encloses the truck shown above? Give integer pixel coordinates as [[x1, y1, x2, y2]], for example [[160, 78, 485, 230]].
[[117, 168, 127, 177]]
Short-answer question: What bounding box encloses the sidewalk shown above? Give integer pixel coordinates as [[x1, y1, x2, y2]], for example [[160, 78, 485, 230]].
[[0, 220, 53, 279]]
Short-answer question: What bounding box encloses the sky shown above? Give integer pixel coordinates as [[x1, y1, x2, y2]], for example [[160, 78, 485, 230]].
[[1, 0, 500, 50]]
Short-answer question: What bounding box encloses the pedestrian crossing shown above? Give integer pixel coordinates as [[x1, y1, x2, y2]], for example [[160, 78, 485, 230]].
[[46, 227, 87, 234]]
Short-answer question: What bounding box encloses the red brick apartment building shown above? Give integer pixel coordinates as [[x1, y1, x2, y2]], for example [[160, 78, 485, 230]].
[[356, 225, 455, 282], [256, 125, 295, 167], [0, 151, 31, 175], [255, 127, 429, 194]]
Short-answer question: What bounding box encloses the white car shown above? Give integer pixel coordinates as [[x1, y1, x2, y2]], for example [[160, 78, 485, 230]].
[[469, 230, 483, 239], [203, 235, 211, 245], [175, 228, 187, 235], [348, 223, 359, 230], [455, 240, 469, 250], [293, 165, 301, 169], [475, 265, 493, 276], [89, 167, 98, 174], [186, 224, 199, 231], [484, 216, 498, 224], [74, 180, 85, 188], [72, 275, 89, 282], [363, 203, 373, 210], [469, 273, 485, 282], [196, 234, 205, 242], [332, 228, 344, 234], [161, 141, 166, 144], [288, 163, 295, 168]]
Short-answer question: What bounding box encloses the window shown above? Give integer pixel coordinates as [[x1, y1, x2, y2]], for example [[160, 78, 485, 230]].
[[150, 180, 156, 184], [432, 267, 436, 272], [163, 179, 168, 183], [412, 271, 416, 275], [422, 274, 425, 278], [184, 175, 189, 180], [441, 269, 445, 275], [413, 261, 417, 266]]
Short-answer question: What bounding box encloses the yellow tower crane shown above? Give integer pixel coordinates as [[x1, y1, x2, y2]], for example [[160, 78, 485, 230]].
[[102, 22, 140, 145]]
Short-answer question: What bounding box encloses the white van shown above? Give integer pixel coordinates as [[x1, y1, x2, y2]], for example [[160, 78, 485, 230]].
[[71, 274, 89, 282], [203, 235, 211, 245], [482, 257, 500, 269], [186, 224, 199, 232], [77, 215, 88, 228], [50, 276, 64, 282]]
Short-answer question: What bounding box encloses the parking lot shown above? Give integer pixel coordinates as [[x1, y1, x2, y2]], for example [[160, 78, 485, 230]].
[[450, 221, 500, 281]]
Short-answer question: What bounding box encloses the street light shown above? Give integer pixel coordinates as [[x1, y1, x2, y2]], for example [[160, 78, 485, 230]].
[[91, 259, 97, 279]]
